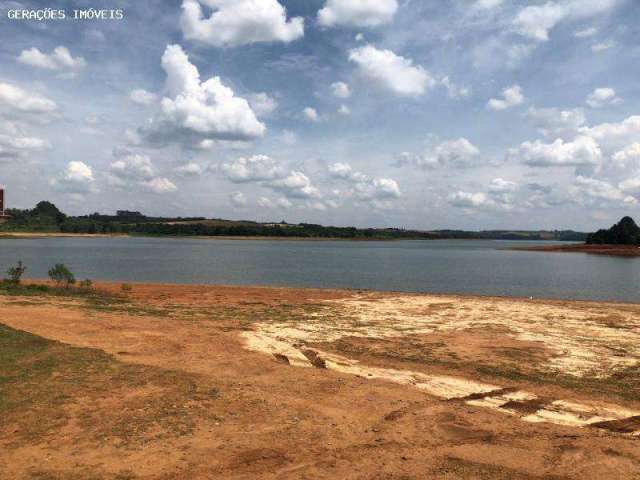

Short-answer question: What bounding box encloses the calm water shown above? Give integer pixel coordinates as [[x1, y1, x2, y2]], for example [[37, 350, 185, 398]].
[[1, 237, 639, 302]]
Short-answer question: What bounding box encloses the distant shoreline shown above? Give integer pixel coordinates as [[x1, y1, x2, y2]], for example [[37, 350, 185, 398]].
[[511, 243, 640, 257]]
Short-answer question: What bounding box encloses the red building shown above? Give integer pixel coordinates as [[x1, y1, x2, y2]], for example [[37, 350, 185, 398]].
[[0, 188, 7, 218]]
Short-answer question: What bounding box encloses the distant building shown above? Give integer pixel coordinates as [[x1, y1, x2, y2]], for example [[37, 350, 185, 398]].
[[0, 188, 9, 221]]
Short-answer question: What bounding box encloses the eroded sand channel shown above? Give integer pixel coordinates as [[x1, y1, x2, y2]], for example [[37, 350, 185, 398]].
[[243, 293, 640, 434]]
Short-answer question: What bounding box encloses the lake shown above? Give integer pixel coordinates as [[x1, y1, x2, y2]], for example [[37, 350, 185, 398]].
[[0, 237, 639, 302]]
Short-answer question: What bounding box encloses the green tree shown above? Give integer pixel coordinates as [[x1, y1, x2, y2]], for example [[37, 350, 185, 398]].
[[6, 260, 26, 284], [48, 264, 76, 288]]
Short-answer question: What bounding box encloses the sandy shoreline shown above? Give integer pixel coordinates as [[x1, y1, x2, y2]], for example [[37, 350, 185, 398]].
[[1, 281, 639, 479], [511, 243, 640, 257]]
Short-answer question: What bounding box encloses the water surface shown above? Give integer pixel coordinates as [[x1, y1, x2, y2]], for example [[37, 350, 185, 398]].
[[1, 237, 639, 302]]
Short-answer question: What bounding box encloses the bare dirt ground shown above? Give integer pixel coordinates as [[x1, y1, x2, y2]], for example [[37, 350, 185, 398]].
[[511, 243, 640, 257], [1, 282, 640, 479]]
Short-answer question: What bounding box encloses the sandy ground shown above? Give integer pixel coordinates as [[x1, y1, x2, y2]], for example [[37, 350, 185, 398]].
[[1, 282, 640, 479], [511, 243, 640, 257]]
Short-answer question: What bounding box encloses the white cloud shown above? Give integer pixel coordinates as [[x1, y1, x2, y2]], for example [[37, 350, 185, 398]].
[[17, 46, 86, 75], [331, 81, 351, 99], [328, 162, 368, 182], [0, 82, 57, 114], [619, 176, 640, 195], [144, 44, 265, 146], [591, 40, 616, 52], [180, 0, 304, 47], [248, 93, 278, 117], [581, 116, 640, 150], [512, 0, 620, 42], [571, 176, 631, 203], [129, 89, 157, 106], [441, 76, 471, 99], [348, 45, 434, 96], [509, 135, 602, 167], [230, 191, 247, 207], [524, 107, 586, 139], [586, 87, 621, 108], [487, 85, 525, 111], [474, 0, 504, 8], [448, 191, 494, 209], [257, 196, 292, 209], [50, 161, 95, 194], [338, 104, 351, 115], [109, 153, 176, 194], [0, 121, 50, 159], [318, 0, 398, 28], [270, 171, 321, 199], [574, 27, 598, 38], [142, 177, 177, 194], [488, 178, 518, 193], [303, 107, 319, 122], [398, 138, 480, 169], [175, 162, 206, 176], [328, 162, 401, 206], [612, 143, 640, 170], [222, 155, 283, 183]]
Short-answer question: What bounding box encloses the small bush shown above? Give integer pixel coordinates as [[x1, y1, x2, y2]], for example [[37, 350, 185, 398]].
[[6, 260, 26, 285], [79, 279, 93, 290], [121, 283, 132, 292], [48, 264, 76, 288]]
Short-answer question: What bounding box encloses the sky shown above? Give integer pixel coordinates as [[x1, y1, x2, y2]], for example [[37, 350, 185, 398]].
[[0, 0, 639, 231]]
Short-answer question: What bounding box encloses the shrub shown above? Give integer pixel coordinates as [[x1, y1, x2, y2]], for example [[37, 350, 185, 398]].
[[121, 283, 132, 292], [79, 279, 93, 290], [6, 260, 26, 284], [48, 264, 76, 288]]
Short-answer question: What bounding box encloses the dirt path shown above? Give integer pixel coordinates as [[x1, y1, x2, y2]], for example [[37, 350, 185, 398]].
[[1, 283, 639, 479]]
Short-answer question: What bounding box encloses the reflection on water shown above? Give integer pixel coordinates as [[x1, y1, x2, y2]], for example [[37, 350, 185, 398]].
[[0, 237, 638, 302]]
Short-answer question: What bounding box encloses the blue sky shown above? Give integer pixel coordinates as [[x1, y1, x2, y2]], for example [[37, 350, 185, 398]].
[[0, 0, 639, 230]]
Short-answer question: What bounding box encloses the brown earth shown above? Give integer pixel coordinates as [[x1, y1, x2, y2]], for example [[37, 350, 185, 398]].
[[511, 243, 640, 257], [1, 282, 639, 479]]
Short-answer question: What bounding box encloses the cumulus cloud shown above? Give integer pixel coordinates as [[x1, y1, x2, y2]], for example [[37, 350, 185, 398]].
[[574, 26, 598, 38], [397, 138, 480, 169], [612, 143, 640, 170], [0, 121, 50, 160], [318, 0, 398, 28], [524, 107, 585, 139], [338, 104, 351, 116], [258, 196, 292, 209], [270, 171, 321, 199], [175, 162, 206, 176], [509, 136, 602, 167], [591, 40, 616, 53], [17, 46, 86, 76], [109, 153, 176, 194], [0, 82, 57, 114], [221, 155, 283, 183], [487, 85, 525, 111], [248, 93, 278, 117], [488, 178, 518, 193], [229, 191, 247, 207], [143, 177, 178, 194], [129, 89, 157, 106], [303, 107, 319, 122], [512, 0, 621, 42], [180, 0, 304, 47], [586, 87, 622, 108], [141, 45, 265, 147], [331, 81, 351, 99], [571, 176, 634, 204], [50, 161, 96, 194], [474, 0, 504, 8], [348, 45, 434, 96], [328, 162, 401, 207], [448, 191, 494, 209], [580, 116, 640, 151], [441, 76, 471, 99]]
